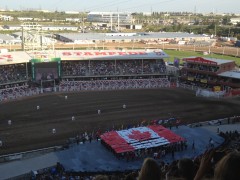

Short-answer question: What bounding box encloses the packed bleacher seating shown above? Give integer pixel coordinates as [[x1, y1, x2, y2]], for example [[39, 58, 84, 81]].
[[181, 71, 231, 83], [61, 59, 166, 77], [0, 58, 168, 102], [185, 63, 219, 73], [61, 61, 89, 76], [0, 84, 40, 102], [59, 78, 170, 92], [0, 63, 28, 84]]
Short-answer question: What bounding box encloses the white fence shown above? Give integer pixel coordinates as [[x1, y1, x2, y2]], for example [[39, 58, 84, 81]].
[[178, 83, 226, 99], [196, 88, 226, 98]]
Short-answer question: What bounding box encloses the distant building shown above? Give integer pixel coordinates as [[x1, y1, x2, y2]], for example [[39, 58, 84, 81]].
[[17, 17, 34, 21], [180, 56, 240, 89], [0, 34, 21, 44], [65, 18, 81, 22], [230, 17, 240, 25], [2, 25, 22, 31], [142, 12, 152, 16], [0, 15, 14, 21], [125, 24, 142, 30], [65, 11, 80, 14], [87, 12, 132, 24], [42, 25, 78, 31], [3, 25, 78, 31], [54, 32, 211, 44]]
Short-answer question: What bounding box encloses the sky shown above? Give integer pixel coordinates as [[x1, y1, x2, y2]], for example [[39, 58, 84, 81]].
[[0, 0, 239, 14]]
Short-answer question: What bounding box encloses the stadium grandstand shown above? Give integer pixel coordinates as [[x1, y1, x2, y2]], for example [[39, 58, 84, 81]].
[[1, 48, 240, 101], [0, 48, 240, 180], [180, 56, 240, 97], [0, 49, 172, 100]]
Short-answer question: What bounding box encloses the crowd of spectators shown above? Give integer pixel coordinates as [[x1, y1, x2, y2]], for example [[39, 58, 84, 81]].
[[90, 61, 116, 76], [59, 78, 170, 92], [0, 78, 170, 102], [0, 63, 28, 84], [0, 84, 40, 102], [181, 71, 228, 82], [62, 61, 89, 76], [61, 59, 166, 77], [185, 63, 219, 73], [180, 71, 234, 91]]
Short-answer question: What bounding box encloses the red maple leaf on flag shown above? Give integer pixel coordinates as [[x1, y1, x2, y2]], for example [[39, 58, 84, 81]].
[[128, 130, 152, 141]]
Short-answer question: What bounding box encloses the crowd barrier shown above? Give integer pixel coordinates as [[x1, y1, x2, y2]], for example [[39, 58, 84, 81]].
[[196, 88, 226, 98], [0, 146, 63, 163], [178, 83, 229, 98], [188, 116, 240, 129]]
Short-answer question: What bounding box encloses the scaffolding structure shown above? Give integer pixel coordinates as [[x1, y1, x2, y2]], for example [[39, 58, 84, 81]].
[[21, 22, 56, 58]]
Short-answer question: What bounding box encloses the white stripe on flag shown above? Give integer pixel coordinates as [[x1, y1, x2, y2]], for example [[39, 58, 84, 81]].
[[116, 126, 170, 150]]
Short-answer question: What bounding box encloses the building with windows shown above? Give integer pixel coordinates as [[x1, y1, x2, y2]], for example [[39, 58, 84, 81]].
[[87, 12, 132, 24], [230, 17, 240, 25], [0, 15, 14, 21]]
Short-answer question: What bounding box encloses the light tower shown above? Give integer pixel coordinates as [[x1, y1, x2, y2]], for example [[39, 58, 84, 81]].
[[21, 22, 55, 55]]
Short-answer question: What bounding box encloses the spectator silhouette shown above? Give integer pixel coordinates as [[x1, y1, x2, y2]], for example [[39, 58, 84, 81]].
[[138, 158, 161, 180], [178, 158, 195, 180], [214, 151, 240, 180], [194, 150, 240, 180]]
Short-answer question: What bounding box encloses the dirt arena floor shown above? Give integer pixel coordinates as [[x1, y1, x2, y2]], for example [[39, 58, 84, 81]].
[[1, 88, 240, 155]]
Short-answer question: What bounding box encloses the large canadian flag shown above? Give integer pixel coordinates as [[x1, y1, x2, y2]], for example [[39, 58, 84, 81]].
[[101, 125, 185, 153]]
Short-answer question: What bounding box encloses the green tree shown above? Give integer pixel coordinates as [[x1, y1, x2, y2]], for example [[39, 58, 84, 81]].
[[222, 16, 231, 25]]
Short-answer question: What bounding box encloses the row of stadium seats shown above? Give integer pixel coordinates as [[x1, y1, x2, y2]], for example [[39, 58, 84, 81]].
[[0, 78, 170, 102], [186, 63, 219, 72], [0, 63, 28, 84], [61, 59, 166, 77], [0, 59, 166, 86], [59, 78, 170, 92]]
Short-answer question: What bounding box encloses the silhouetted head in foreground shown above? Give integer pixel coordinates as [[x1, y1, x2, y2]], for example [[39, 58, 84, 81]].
[[138, 158, 161, 180], [214, 151, 240, 180]]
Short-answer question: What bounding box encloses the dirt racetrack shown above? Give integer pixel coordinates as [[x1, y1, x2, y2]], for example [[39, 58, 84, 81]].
[[1, 88, 240, 155]]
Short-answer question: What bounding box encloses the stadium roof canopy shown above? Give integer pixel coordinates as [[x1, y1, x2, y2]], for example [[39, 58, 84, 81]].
[[0, 51, 31, 65], [56, 32, 209, 42], [0, 49, 169, 65], [218, 71, 240, 79], [57, 49, 169, 60], [183, 56, 234, 65]]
